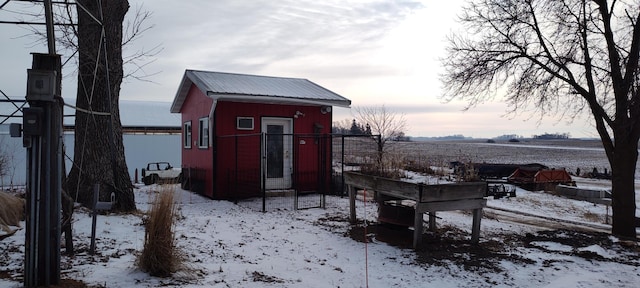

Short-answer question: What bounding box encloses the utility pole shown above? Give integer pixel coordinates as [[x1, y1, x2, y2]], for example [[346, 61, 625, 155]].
[[22, 0, 63, 286]]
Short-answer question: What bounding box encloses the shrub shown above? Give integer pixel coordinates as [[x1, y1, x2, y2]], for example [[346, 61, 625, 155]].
[[0, 191, 24, 236], [138, 186, 181, 277]]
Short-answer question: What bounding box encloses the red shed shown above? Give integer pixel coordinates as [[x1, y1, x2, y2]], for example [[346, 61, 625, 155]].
[[170, 70, 351, 200]]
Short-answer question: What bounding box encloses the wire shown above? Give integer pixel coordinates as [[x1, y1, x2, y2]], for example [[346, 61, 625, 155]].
[[363, 188, 369, 288], [62, 101, 110, 116]]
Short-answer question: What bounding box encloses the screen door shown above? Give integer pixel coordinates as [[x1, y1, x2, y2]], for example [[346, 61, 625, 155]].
[[262, 118, 292, 189]]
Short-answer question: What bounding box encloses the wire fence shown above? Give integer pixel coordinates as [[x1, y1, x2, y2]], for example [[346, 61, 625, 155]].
[[224, 133, 380, 212]]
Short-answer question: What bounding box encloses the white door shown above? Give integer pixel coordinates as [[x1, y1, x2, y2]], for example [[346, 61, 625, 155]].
[[262, 118, 293, 189]]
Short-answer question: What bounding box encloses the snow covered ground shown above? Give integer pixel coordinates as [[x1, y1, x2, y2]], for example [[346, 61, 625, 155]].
[[1, 181, 639, 287]]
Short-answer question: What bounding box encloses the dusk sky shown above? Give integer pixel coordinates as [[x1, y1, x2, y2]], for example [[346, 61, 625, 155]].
[[0, 0, 597, 138]]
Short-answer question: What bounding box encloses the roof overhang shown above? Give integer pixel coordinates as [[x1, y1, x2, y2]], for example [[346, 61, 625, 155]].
[[170, 70, 352, 113], [205, 92, 351, 108], [170, 73, 193, 113]]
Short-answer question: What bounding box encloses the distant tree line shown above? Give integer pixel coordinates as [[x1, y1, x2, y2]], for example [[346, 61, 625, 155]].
[[533, 133, 570, 140], [332, 119, 372, 135], [332, 118, 411, 141], [493, 134, 524, 140]]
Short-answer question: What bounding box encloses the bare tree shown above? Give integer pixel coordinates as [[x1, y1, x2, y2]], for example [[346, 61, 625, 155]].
[[25, 1, 160, 82], [0, 147, 8, 184], [12, 1, 157, 211], [64, 0, 135, 211], [354, 105, 407, 146], [332, 118, 353, 134], [353, 105, 407, 176], [441, 0, 639, 237]]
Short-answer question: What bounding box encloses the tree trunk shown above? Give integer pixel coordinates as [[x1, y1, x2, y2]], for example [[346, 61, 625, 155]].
[[610, 135, 638, 238], [61, 188, 74, 254], [64, 0, 135, 212]]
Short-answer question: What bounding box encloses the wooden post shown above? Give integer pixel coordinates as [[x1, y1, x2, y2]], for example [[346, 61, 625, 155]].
[[471, 208, 482, 243], [428, 212, 437, 231], [348, 184, 356, 224], [413, 211, 423, 249], [90, 184, 100, 255]]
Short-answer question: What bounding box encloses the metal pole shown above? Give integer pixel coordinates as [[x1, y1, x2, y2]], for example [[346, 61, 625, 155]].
[[43, 0, 56, 54], [25, 1, 61, 286], [90, 184, 100, 254], [261, 133, 266, 212], [341, 135, 345, 196], [24, 53, 63, 286]]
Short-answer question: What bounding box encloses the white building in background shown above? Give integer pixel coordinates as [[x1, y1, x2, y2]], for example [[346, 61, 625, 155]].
[[0, 100, 181, 187]]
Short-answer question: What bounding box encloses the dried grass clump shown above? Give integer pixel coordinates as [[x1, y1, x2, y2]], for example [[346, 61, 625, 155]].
[[138, 186, 182, 277], [583, 211, 602, 223], [455, 162, 480, 182], [0, 191, 24, 235], [359, 151, 408, 179]]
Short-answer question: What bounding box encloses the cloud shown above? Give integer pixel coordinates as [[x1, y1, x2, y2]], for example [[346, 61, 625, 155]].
[[1, 0, 599, 138], [150, 0, 424, 74]]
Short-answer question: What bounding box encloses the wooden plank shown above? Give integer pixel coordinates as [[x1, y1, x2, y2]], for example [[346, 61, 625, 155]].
[[416, 199, 487, 213], [343, 172, 377, 190], [344, 172, 487, 202], [419, 182, 486, 202], [413, 212, 424, 249], [373, 177, 420, 200], [343, 172, 419, 200], [428, 212, 437, 231], [471, 208, 482, 243]]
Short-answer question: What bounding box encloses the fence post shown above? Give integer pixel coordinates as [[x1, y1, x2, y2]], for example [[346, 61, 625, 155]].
[[90, 184, 99, 254], [261, 132, 266, 212], [341, 135, 346, 196]]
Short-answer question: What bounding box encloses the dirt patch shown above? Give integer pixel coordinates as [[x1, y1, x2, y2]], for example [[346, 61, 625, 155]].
[[344, 222, 640, 276], [347, 223, 534, 274], [523, 229, 640, 265], [0, 276, 92, 288], [250, 271, 285, 284]]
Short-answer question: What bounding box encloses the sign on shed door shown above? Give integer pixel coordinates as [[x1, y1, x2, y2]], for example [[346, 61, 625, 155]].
[[262, 117, 293, 190]]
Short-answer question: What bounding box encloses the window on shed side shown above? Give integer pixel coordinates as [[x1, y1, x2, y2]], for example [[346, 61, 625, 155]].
[[198, 117, 209, 148], [237, 117, 254, 130], [183, 121, 192, 149]]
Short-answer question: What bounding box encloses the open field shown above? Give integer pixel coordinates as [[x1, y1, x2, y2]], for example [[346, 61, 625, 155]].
[[388, 139, 620, 178]]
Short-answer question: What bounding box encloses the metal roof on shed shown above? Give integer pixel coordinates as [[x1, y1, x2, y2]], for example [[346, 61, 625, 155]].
[[170, 70, 351, 113]]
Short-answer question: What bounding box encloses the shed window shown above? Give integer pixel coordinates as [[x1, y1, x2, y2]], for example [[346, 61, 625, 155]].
[[183, 121, 192, 149], [198, 117, 209, 148], [237, 117, 254, 130]]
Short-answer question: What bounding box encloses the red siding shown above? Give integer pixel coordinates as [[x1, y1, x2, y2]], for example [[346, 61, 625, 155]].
[[180, 92, 333, 199], [214, 101, 332, 198], [180, 84, 214, 198], [215, 102, 331, 135]]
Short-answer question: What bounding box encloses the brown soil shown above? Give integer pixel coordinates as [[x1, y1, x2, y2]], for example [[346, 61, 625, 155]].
[[314, 210, 640, 278]]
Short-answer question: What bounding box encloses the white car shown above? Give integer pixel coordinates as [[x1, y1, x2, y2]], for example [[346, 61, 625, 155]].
[[142, 162, 182, 185]]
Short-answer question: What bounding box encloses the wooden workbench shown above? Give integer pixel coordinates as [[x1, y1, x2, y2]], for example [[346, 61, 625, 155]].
[[343, 171, 487, 249]]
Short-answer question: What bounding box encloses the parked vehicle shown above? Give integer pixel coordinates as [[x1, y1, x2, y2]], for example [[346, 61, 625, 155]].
[[142, 162, 182, 185]]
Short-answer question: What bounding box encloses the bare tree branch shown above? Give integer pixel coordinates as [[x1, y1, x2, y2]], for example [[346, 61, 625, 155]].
[[441, 0, 640, 237]]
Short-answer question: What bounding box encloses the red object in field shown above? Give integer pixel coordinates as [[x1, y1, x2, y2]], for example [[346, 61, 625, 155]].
[[508, 168, 574, 190]]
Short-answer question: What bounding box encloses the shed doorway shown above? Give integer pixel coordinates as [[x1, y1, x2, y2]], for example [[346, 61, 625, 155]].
[[262, 117, 293, 190]]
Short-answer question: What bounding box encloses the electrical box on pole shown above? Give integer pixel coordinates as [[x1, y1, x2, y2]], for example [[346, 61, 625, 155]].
[[22, 1, 63, 286], [22, 107, 44, 136], [23, 54, 63, 287], [26, 69, 56, 102]]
